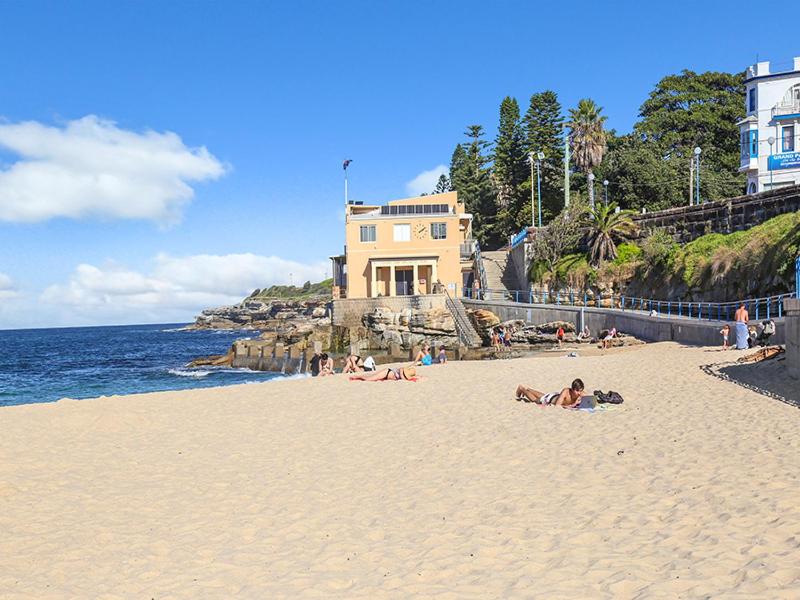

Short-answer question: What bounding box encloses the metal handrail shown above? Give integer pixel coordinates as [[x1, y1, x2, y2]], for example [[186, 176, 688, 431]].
[[510, 228, 528, 249], [796, 255, 799, 298], [473, 241, 488, 293], [444, 287, 475, 346], [462, 286, 796, 322]]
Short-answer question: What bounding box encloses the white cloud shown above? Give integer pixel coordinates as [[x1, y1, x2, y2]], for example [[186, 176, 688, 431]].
[[38, 253, 328, 326], [405, 164, 448, 196], [0, 115, 226, 224], [0, 272, 18, 299]]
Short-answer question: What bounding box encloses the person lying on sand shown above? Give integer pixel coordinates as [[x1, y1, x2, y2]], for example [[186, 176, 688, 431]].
[[515, 378, 585, 407], [349, 366, 417, 381]]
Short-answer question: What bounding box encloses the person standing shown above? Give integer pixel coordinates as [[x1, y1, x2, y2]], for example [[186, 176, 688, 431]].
[[734, 303, 749, 350]]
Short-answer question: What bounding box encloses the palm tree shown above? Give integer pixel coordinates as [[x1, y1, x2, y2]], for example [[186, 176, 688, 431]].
[[585, 202, 636, 266], [568, 99, 607, 207]]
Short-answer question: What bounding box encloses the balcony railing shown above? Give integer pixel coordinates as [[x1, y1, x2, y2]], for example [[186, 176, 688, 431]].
[[459, 239, 476, 260], [773, 101, 800, 119]]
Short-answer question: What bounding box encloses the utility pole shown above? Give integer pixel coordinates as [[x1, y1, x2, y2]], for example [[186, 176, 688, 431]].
[[689, 156, 694, 206]]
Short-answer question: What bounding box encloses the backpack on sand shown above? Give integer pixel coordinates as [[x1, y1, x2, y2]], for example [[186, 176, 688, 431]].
[[593, 390, 624, 404]]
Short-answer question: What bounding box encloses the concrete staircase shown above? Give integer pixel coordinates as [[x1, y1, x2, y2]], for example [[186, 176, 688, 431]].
[[481, 250, 517, 299], [444, 294, 484, 348]]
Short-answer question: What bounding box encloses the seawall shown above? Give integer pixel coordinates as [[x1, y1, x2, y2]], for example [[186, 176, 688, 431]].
[[463, 298, 786, 347], [785, 298, 800, 379]]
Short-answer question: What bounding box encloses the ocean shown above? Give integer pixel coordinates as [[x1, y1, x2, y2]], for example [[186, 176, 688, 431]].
[[0, 324, 288, 407]]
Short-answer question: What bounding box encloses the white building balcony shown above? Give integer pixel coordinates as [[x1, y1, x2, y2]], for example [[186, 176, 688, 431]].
[[773, 100, 800, 120], [739, 156, 758, 172]]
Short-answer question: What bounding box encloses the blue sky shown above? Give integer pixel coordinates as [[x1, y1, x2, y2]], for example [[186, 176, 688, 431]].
[[0, 0, 796, 328]]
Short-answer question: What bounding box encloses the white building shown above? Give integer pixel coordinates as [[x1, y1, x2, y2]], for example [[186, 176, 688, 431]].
[[739, 56, 800, 194]]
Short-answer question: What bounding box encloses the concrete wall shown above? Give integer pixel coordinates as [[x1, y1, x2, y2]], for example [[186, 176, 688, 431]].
[[332, 295, 447, 328], [462, 298, 787, 347], [785, 298, 800, 379], [507, 242, 529, 291]]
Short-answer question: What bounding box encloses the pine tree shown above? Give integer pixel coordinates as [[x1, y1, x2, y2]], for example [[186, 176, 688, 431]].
[[523, 91, 565, 221], [449, 126, 500, 247], [493, 97, 529, 238], [432, 173, 452, 195]]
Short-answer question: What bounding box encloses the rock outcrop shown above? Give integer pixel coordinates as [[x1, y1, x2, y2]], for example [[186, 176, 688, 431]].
[[190, 298, 330, 330], [361, 305, 458, 350]]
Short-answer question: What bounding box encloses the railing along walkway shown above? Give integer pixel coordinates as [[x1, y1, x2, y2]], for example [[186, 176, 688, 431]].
[[462, 287, 797, 323]]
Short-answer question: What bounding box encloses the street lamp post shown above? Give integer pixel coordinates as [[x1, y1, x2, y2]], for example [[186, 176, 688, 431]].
[[693, 147, 702, 205], [528, 152, 535, 227], [588, 172, 596, 208], [603, 179, 609, 206], [536, 151, 544, 227], [768, 136, 775, 191]]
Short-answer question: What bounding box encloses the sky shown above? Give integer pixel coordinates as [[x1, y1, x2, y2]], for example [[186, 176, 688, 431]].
[[0, 0, 796, 329]]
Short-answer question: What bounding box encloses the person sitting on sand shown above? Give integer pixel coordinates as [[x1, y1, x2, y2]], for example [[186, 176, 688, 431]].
[[309, 351, 322, 377], [515, 378, 585, 407], [437, 346, 447, 364], [319, 353, 335, 376], [349, 365, 417, 381], [342, 353, 362, 373], [601, 327, 617, 350], [415, 344, 433, 366], [577, 325, 591, 340]]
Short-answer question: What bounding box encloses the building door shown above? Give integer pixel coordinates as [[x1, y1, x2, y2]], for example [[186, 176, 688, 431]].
[[395, 268, 413, 296]]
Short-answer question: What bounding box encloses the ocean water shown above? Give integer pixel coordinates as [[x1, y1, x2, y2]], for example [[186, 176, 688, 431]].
[[0, 324, 288, 407]]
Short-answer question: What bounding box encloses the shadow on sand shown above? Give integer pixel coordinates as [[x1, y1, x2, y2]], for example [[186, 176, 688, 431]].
[[701, 357, 799, 407]]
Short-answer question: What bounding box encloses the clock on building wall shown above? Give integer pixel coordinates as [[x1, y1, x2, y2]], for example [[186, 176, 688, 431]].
[[414, 223, 428, 239]]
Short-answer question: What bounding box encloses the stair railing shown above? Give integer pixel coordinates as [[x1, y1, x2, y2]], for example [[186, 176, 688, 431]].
[[473, 241, 488, 297], [444, 287, 477, 347]]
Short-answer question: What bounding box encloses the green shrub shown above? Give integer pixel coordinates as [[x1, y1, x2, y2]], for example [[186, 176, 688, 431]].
[[613, 242, 643, 265]]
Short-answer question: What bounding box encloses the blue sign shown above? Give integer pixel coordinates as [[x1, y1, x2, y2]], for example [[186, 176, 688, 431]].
[[768, 152, 800, 171]]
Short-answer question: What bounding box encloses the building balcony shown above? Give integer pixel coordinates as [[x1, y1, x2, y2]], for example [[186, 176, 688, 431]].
[[739, 156, 758, 172], [773, 101, 800, 120], [459, 239, 476, 260]]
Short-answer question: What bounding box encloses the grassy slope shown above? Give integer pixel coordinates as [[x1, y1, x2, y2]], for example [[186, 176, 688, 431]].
[[550, 213, 800, 300], [247, 278, 333, 301]]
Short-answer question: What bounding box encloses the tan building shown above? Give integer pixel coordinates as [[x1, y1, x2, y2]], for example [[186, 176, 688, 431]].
[[331, 191, 474, 298]]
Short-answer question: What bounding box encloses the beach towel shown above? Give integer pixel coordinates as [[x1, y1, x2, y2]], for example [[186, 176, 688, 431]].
[[735, 321, 749, 349]]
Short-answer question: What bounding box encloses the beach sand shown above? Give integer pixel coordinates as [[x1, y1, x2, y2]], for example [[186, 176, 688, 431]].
[[2, 342, 799, 598]]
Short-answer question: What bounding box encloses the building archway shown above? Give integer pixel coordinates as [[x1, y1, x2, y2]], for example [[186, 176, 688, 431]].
[[748, 181, 757, 195]]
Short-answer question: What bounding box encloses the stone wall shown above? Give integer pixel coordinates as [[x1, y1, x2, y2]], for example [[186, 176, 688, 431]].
[[631, 185, 800, 244], [462, 298, 787, 347], [785, 298, 800, 380]]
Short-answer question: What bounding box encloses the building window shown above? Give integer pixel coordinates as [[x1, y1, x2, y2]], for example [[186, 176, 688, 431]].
[[359, 225, 376, 243], [393, 223, 411, 242], [740, 131, 748, 160], [748, 88, 756, 112], [749, 130, 758, 157], [431, 222, 447, 239], [783, 125, 795, 152]]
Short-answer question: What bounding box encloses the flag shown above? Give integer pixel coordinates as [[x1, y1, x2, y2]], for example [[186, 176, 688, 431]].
[[343, 159, 352, 170]]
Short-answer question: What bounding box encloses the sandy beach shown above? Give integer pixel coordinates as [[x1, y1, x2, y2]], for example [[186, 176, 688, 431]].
[[2, 342, 800, 598]]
